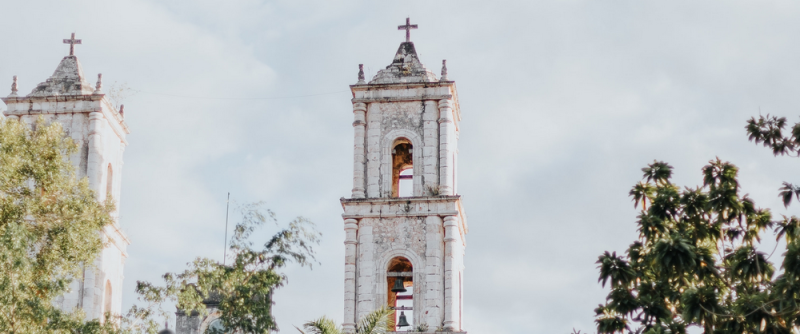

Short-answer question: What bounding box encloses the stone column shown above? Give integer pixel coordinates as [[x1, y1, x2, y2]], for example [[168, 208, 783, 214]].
[[442, 215, 460, 331], [114, 144, 125, 219], [352, 103, 367, 198], [87, 112, 105, 198], [438, 100, 454, 196], [422, 100, 439, 194], [356, 223, 375, 320], [343, 219, 359, 333], [366, 105, 382, 198], [424, 215, 445, 328]]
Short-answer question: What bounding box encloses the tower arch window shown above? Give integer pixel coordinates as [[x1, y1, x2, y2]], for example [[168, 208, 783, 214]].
[[103, 280, 112, 318], [208, 318, 228, 333], [398, 168, 413, 197], [387, 256, 413, 330], [106, 163, 113, 199], [391, 139, 413, 198]]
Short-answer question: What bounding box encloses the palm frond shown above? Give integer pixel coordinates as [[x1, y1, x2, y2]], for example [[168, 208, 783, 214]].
[[356, 306, 394, 334], [303, 316, 341, 334], [779, 182, 798, 208]]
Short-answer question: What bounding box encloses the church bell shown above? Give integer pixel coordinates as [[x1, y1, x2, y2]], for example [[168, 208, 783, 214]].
[[397, 311, 410, 328], [391, 277, 407, 293]]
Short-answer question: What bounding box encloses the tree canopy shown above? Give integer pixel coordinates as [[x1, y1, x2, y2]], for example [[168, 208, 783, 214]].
[[746, 114, 800, 207], [0, 118, 116, 333], [595, 159, 800, 334], [130, 202, 321, 334]]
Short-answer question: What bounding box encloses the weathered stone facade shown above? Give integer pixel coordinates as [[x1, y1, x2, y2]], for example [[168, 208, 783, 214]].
[[1, 49, 131, 321], [342, 38, 467, 333], [175, 298, 224, 334]]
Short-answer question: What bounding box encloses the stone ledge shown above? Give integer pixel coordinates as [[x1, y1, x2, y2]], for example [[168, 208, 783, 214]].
[[340, 195, 468, 238], [2, 94, 104, 103], [352, 95, 452, 103], [341, 195, 460, 203], [351, 81, 455, 89]]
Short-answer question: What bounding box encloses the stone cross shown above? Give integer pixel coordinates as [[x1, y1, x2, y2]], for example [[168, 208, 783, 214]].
[[397, 17, 418, 43], [63, 33, 82, 56]]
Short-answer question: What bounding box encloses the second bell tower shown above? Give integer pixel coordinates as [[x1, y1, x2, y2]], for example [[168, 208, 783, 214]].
[[341, 19, 467, 333]]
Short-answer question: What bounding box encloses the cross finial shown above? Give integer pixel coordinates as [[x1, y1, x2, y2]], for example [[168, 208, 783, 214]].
[[94, 73, 103, 94], [63, 33, 82, 56], [357, 64, 365, 84], [397, 17, 418, 43]]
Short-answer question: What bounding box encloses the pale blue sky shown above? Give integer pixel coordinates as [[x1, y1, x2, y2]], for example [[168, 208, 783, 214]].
[[3, 1, 800, 333]]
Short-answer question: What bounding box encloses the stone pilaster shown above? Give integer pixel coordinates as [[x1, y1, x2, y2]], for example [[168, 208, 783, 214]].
[[356, 223, 375, 320], [352, 103, 367, 198], [424, 215, 445, 328], [113, 144, 125, 218], [442, 215, 460, 331], [423, 100, 439, 194], [438, 99, 455, 196], [87, 112, 105, 198], [343, 218, 359, 333], [366, 104, 382, 198]]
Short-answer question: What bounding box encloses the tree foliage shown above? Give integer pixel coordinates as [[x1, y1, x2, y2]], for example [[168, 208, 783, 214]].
[[0, 118, 116, 333], [595, 159, 800, 334], [746, 114, 800, 207], [133, 202, 321, 334]]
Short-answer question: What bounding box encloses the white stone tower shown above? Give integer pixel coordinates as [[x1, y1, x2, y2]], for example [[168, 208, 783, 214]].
[[341, 19, 467, 333], [1, 33, 130, 320]]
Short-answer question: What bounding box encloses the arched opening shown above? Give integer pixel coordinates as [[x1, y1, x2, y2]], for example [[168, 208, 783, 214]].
[[103, 280, 112, 318], [106, 163, 113, 199], [208, 318, 227, 333], [398, 168, 413, 197], [387, 256, 413, 331], [391, 140, 413, 198]]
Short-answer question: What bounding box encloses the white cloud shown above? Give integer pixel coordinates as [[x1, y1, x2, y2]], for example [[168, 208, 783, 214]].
[[5, 1, 800, 333]]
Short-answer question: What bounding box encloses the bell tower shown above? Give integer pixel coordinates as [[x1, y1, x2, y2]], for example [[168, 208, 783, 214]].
[[1, 33, 130, 321], [341, 19, 467, 333]]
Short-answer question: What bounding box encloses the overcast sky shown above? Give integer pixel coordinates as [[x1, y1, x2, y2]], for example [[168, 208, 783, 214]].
[[4, 1, 800, 333]]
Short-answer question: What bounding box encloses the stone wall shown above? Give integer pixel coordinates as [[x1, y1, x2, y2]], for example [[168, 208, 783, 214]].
[[341, 196, 466, 332]]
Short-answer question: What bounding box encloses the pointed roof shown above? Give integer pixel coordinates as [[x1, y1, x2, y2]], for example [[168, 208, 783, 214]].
[[369, 42, 438, 84], [27, 55, 95, 97]]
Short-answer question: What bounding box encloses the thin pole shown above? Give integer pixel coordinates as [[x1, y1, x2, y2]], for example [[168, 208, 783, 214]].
[[224, 192, 230, 265]]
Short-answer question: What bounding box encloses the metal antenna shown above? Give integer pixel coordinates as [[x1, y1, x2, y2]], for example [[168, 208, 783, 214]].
[[224, 192, 230, 265]]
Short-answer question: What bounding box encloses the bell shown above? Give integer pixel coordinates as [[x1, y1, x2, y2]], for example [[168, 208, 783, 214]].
[[397, 311, 410, 328], [391, 277, 407, 293]]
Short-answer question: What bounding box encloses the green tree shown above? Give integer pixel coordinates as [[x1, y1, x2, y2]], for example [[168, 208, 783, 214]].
[[595, 159, 800, 334], [296, 307, 395, 334], [132, 202, 321, 334], [0, 118, 117, 333], [746, 114, 800, 207]]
